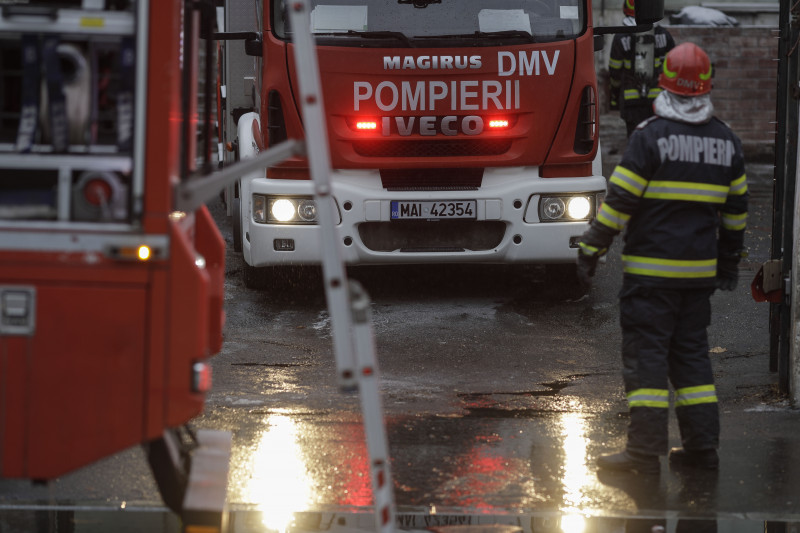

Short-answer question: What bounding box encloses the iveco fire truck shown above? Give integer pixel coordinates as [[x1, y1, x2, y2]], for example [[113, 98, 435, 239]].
[[218, 0, 663, 289], [0, 0, 229, 528]]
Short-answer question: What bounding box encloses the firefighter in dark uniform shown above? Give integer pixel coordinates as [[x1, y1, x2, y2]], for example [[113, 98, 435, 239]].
[[608, 0, 675, 137], [577, 42, 748, 474]]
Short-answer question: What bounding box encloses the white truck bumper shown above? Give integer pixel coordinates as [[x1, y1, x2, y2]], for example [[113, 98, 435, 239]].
[[241, 167, 606, 268]]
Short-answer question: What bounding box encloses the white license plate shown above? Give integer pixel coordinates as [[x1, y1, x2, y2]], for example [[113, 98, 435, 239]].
[[390, 200, 477, 220]]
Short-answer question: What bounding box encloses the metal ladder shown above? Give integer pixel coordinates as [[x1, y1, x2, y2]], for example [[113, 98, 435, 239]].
[[285, 3, 397, 532]]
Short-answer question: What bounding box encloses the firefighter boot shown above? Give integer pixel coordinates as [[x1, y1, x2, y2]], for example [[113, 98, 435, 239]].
[[668, 447, 719, 470], [597, 450, 660, 475]]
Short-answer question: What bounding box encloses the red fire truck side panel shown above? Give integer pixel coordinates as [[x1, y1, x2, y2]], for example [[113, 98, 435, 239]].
[[1, 336, 27, 477], [143, 0, 182, 234], [144, 265, 168, 441], [196, 206, 226, 355], [165, 223, 209, 427], [26, 285, 147, 478], [0, 260, 152, 478]]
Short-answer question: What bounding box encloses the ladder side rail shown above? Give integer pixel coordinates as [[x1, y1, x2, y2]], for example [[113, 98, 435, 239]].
[[285, 2, 396, 531], [351, 281, 397, 533]]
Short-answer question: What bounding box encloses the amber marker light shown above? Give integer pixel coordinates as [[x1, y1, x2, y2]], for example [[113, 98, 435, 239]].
[[137, 245, 152, 261]]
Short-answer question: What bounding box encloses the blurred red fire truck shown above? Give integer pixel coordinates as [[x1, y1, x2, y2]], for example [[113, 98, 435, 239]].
[[0, 0, 229, 529]]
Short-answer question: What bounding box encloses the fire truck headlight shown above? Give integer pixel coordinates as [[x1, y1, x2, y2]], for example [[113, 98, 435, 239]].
[[539, 195, 594, 222], [253, 195, 320, 224], [540, 197, 566, 220], [566, 196, 591, 220], [297, 199, 317, 221], [270, 198, 296, 222]]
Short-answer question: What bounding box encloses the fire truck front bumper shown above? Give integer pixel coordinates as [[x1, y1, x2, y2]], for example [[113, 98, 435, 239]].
[[241, 169, 607, 267]]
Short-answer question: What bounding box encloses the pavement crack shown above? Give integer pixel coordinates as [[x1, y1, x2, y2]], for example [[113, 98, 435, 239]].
[[231, 361, 313, 368]]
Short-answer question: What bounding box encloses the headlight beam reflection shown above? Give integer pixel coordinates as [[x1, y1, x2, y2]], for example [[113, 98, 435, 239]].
[[559, 409, 591, 533], [244, 413, 313, 532]]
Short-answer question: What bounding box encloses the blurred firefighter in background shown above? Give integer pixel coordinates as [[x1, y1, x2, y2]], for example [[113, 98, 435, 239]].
[[608, 0, 675, 137], [578, 42, 748, 474]]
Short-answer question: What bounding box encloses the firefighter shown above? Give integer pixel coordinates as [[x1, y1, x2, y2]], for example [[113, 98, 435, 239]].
[[577, 42, 748, 474], [608, 0, 675, 137]]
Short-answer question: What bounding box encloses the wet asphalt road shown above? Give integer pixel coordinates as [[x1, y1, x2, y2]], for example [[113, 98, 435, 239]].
[[1, 114, 799, 533]]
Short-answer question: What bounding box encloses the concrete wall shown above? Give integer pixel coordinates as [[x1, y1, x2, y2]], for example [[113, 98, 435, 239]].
[[597, 25, 779, 160]]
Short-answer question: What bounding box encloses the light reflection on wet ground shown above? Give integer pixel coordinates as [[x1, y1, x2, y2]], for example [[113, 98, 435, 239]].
[[209, 394, 800, 530]]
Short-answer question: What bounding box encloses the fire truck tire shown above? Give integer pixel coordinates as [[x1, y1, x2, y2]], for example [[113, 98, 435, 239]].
[[144, 431, 188, 515], [232, 196, 243, 253], [544, 264, 587, 298]]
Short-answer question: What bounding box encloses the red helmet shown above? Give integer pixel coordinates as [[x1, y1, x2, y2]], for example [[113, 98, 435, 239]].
[[659, 42, 713, 96], [623, 0, 635, 16]]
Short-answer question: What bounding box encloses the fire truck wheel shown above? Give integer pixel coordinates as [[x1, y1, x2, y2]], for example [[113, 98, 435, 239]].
[[144, 431, 188, 515], [544, 263, 587, 298], [232, 196, 243, 253]]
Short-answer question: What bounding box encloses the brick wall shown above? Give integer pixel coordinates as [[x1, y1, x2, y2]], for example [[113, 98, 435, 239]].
[[599, 26, 779, 160]]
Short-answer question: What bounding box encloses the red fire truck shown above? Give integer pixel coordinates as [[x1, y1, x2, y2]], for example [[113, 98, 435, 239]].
[[218, 0, 663, 290], [0, 0, 229, 528]]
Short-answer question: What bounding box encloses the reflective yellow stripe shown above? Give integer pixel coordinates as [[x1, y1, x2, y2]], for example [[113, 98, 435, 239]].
[[663, 60, 676, 78], [579, 242, 607, 256], [644, 180, 730, 204], [623, 59, 632, 69], [628, 388, 669, 408], [721, 211, 747, 231], [609, 58, 623, 69], [675, 384, 717, 407], [610, 166, 648, 197], [729, 174, 748, 196], [647, 87, 662, 98], [622, 255, 717, 278], [596, 203, 631, 231], [623, 89, 640, 100]]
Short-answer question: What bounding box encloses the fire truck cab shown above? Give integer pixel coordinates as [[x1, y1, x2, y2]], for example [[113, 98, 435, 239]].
[[219, 0, 664, 290]]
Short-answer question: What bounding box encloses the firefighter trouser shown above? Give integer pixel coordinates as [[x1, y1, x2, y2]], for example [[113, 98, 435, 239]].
[[619, 282, 719, 456]]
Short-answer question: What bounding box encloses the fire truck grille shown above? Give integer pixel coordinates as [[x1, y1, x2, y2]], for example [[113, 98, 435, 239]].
[[353, 139, 512, 158], [358, 221, 506, 253], [380, 168, 483, 190]]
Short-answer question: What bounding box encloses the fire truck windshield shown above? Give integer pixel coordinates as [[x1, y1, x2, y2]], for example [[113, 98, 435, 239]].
[[272, 0, 584, 44]]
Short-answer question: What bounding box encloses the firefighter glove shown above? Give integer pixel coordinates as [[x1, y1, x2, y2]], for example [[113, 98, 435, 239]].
[[716, 253, 741, 291], [576, 249, 600, 290]]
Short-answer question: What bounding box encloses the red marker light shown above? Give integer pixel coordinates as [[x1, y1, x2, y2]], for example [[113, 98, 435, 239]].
[[488, 119, 510, 129], [356, 121, 378, 130]]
